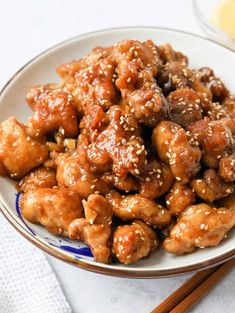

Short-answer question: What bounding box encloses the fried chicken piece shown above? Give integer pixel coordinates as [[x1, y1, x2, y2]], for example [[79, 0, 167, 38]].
[[158, 44, 188, 65], [20, 188, 83, 235], [0, 117, 48, 179], [167, 88, 203, 127], [187, 119, 233, 168], [62, 50, 117, 113], [157, 44, 190, 94], [191, 67, 229, 102], [157, 61, 191, 95], [82, 194, 112, 225], [28, 90, 78, 138], [107, 191, 171, 227], [223, 96, 235, 118], [112, 220, 158, 264], [163, 204, 235, 255], [56, 47, 111, 79], [26, 84, 57, 109], [68, 218, 111, 263], [101, 172, 138, 193], [138, 160, 174, 199], [79, 104, 106, 142], [190, 169, 234, 202], [152, 120, 181, 163], [219, 117, 235, 138], [87, 106, 146, 177], [165, 182, 196, 216], [218, 194, 235, 211], [218, 154, 235, 182], [55, 151, 110, 198], [113, 40, 168, 127], [168, 129, 202, 183], [19, 166, 57, 192]]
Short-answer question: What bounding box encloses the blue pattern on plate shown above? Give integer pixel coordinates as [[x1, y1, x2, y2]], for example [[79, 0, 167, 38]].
[[15, 193, 93, 260]]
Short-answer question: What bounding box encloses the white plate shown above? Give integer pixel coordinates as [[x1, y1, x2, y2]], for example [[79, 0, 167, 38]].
[[0, 27, 234, 278]]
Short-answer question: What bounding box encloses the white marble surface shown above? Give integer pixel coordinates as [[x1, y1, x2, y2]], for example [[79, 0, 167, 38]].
[[0, 0, 234, 312]]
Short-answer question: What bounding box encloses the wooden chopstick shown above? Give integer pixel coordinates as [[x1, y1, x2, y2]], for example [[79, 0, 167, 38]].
[[170, 258, 235, 313], [151, 258, 235, 313], [151, 266, 217, 313]]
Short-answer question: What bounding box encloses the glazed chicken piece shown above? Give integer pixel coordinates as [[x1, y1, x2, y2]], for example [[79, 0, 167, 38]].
[[60, 50, 118, 113], [168, 129, 202, 183], [19, 166, 57, 192], [157, 61, 191, 95], [163, 204, 235, 255], [27, 90, 78, 138], [165, 182, 196, 216], [0, 117, 48, 179], [190, 169, 234, 202], [55, 151, 110, 198], [218, 154, 235, 182], [101, 172, 139, 193], [20, 187, 83, 235], [56, 47, 112, 79], [138, 160, 174, 199], [167, 88, 203, 127], [152, 120, 181, 163], [157, 44, 191, 94], [82, 194, 113, 225], [87, 106, 146, 177], [112, 220, 158, 264], [107, 191, 171, 227], [68, 194, 113, 263], [223, 96, 235, 118], [152, 122, 201, 183], [113, 40, 168, 127], [190, 67, 229, 102], [187, 119, 233, 168], [26, 84, 57, 109], [158, 43, 188, 65], [79, 104, 106, 142], [218, 193, 235, 211], [68, 218, 111, 263]]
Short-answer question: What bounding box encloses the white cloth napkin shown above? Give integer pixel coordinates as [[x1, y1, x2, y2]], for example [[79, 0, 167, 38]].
[[0, 215, 72, 313]]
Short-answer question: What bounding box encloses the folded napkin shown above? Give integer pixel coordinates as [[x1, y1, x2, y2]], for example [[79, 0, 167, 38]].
[[0, 215, 72, 313]]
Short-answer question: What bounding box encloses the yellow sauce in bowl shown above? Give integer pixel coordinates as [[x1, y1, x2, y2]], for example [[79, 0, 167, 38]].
[[212, 0, 235, 40]]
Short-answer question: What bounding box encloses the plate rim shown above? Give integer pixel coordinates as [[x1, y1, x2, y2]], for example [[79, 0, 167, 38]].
[[0, 26, 235, 278]]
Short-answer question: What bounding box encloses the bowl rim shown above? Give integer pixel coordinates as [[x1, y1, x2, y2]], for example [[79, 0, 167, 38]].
[[0, 26, 235, 278]]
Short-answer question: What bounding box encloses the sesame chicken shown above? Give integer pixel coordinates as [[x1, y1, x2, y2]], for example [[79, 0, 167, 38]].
[[113, 220, 158, 264], [27, 90, 78, 139], [152, 120, 181, 163], [138, 160, 174, 199], [168, 129, 202, 183], [163, 204, 235, 255], [218, 193, 235, 211], [68, 218, 111, 263], [18, 166, 57, 192], [165, 182, 196, 215], [2, 39, 235, 265], [187, 119, 233, 168], [82, 194, 112, 225], [113, 40, 168, 127], [218, 154, 235, 182], [20, 188, 83, 235], [87, 106, 146, 177], [0, 117, 48, 179], [107, 190, 171, 227], [167, 88, 204, 127], [55, 151, 111, 198], [190, 169, 234, 202]]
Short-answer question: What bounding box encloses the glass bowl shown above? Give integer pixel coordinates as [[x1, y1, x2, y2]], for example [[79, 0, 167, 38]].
[[193, 0, 235, 50]]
